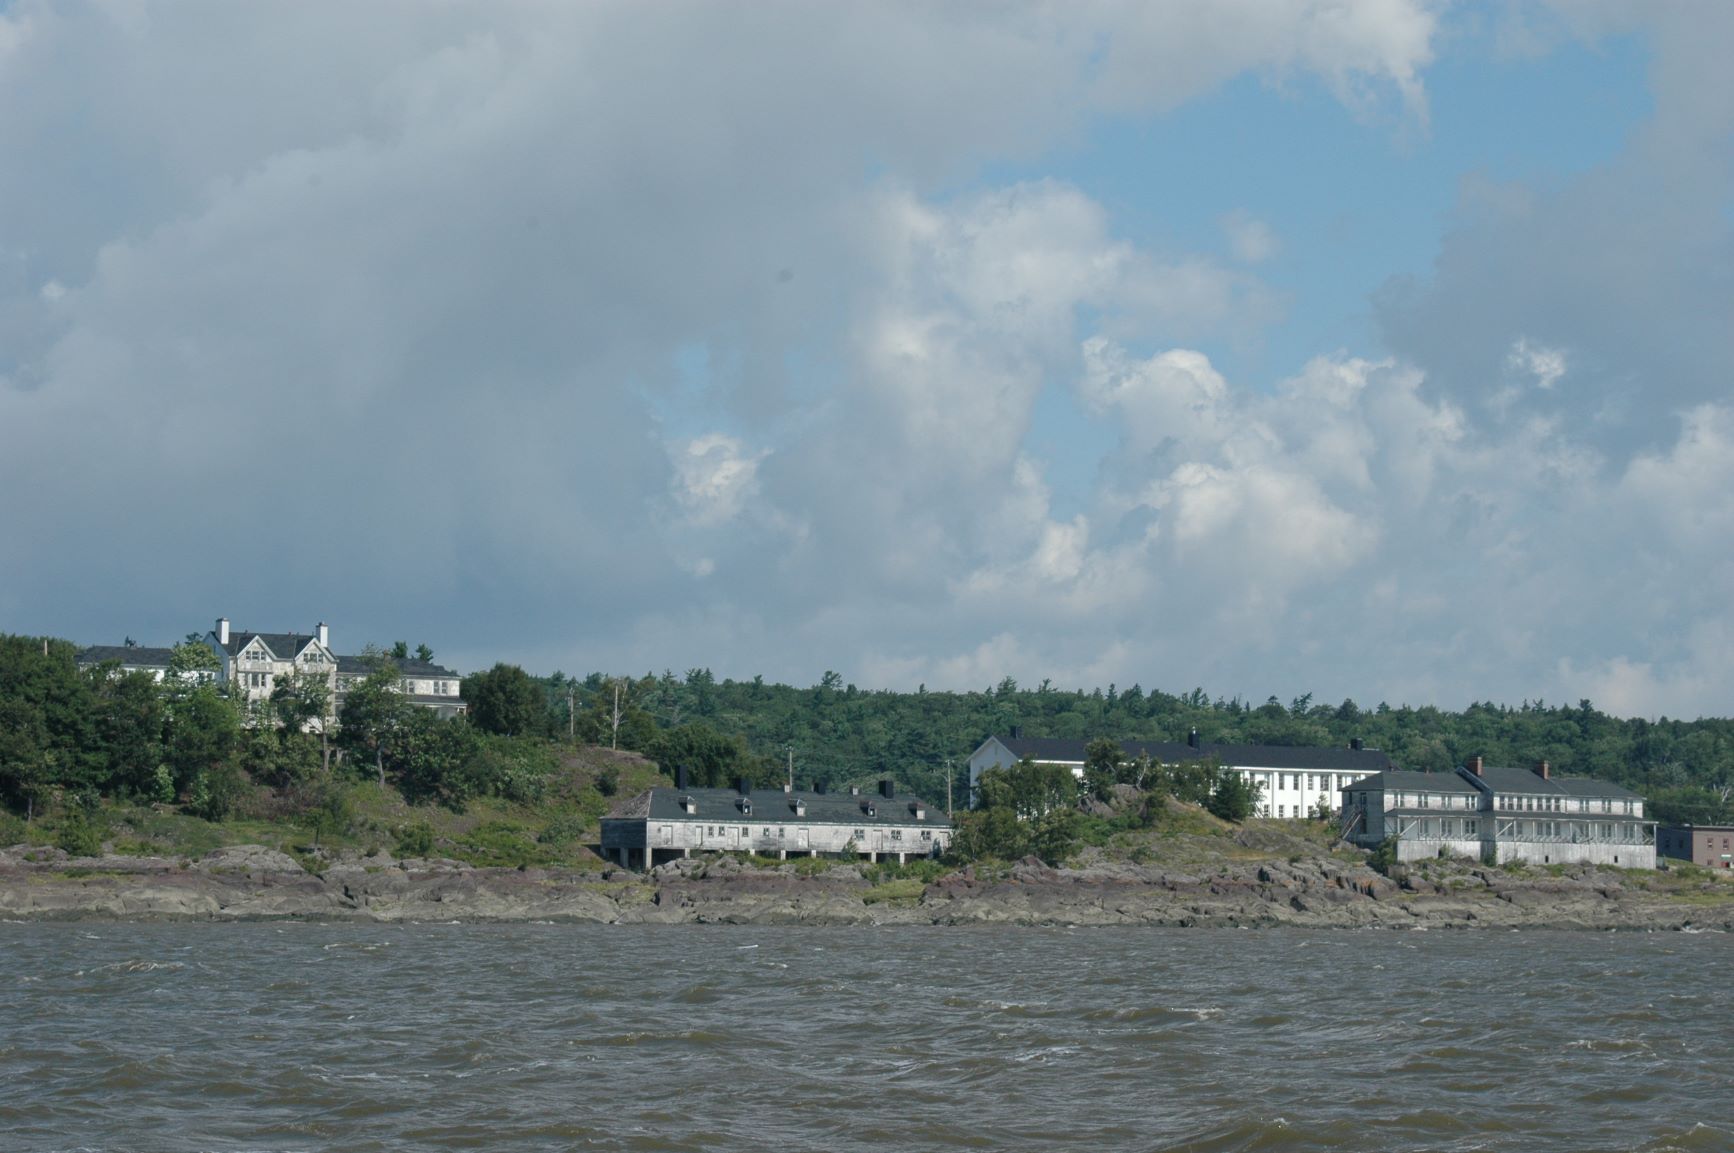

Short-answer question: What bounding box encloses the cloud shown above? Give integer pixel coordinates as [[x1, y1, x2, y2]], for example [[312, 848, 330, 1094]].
[[669, 434, 767, 527], [1507, 337, 1567, 391], [1221, 210, 1280, 264], [18, 1, 1731, 721]]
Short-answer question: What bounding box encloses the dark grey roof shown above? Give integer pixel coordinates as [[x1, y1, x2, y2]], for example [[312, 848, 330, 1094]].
[[990, 735, 1392, 773], [220, 631, 321, 659], [1553, 777, 1643, 801], [1345, 770, 1479, 793], [334, 654, 459, 678], [1466, 766, 1566, 795], [605, 786, 950, 830], [77, 645, 176, 668], [1204, 743, 1393, 772]]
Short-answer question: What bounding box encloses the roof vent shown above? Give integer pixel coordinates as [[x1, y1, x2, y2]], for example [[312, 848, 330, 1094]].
[[850, 785, 860, 796], [794, 799, 806, 816], [1534, 760, 1550, 780]]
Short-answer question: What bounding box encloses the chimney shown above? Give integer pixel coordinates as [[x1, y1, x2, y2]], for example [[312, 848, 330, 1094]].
[[794, 798, 806, 816], [674, 765, 689, 791], [1534, 760, 1550, 780], [783, 781, 792, 794], [1466, 756, 1483, 777], [1350, 737, 1364, 751], [1188, 728, 1200, 750], [880, 778, 895, 799], [1010, 725, 1022, 740], [737, 775, 752, 796], [216, 617, 229, 646], [850, 785, 860, 796], [316, 622, 329, 649]]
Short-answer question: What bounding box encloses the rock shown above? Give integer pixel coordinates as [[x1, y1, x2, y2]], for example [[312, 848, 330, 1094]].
[[192, 846, 306, 874]]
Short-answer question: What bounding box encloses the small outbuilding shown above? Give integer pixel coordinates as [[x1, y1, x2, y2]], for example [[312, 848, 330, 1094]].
[[1657, 824, 1734, 869], [600, 774, 950, 870]]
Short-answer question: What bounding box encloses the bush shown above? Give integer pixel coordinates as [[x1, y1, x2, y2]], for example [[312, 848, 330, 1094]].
[[1368, 837, 1399, 876], [56, 811, 103, 857], [0, 811, 26, 847], [449, 821, 553, 868], [394, 819, 435, 858], [537, 814, 589, 849]]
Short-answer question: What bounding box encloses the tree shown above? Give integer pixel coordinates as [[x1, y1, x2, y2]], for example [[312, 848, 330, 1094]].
[[160, 683, 241, 818], [414, 643, 434, 663], [1082, 737, 1123, 801], [465, 663, 543, 737], [339, 654, 411, 786], [649, 722, 759, 787], [89, 669, 166, 798], [391, 641, 409, 661], [1206, 769, 1261, 823]]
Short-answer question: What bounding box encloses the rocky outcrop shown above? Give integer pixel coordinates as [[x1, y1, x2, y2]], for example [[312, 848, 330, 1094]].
[[1, 844, 1730, 929]]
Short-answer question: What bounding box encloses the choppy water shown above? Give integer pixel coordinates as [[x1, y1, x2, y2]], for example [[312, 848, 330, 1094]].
[[2, 923, 1730, 1152]]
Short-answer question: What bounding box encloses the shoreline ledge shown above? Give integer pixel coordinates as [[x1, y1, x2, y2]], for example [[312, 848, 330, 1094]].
[[3, 844, 1731, 930]]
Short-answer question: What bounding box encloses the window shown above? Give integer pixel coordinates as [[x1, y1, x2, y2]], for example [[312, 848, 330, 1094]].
[[891, 830, 902, 841], [920, 831, 931, 841], [854, 829, 866, 840]]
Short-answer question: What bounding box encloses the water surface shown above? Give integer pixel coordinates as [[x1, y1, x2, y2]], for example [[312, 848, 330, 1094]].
[[3, 923, 1729, 1151]]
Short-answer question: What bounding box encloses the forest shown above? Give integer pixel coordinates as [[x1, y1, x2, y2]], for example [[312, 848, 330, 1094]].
[[4, 635, 1733, 836]]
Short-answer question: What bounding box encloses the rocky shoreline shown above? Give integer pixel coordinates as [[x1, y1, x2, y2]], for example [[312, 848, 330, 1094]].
[[4, 843, 1731, 930]]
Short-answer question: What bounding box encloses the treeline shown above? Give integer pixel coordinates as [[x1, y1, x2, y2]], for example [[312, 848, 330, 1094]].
[[7, 632, 1734, 831], [537, 669, 1734, 827]]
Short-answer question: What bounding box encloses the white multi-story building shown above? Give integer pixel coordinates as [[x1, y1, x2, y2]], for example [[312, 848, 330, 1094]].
[[1342, 757, 1655, 868], [82, 617, 465, 723], [966, 731, 1392, 817]]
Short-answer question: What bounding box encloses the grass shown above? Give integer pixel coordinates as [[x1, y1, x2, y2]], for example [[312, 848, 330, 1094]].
[[862, 877, 927, 905]]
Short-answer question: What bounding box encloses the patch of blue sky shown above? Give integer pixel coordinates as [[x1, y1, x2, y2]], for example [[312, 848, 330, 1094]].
[[972, 21, 1652, 393]]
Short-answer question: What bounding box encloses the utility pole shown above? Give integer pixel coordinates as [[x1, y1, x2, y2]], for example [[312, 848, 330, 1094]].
[[786, 744, 794, 791], [610, 680, 622, 750], [567, 685, 575, 744], [946, 759, 953, 818]]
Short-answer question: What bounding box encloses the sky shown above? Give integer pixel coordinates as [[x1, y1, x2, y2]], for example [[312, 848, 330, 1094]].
[[2, 1, 1731, 717]]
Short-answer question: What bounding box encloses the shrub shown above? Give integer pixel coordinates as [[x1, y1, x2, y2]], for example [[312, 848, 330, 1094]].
[[56, 812, 103, 857], [1368, 838, 1399, 877], [394, 819, 435, 858]]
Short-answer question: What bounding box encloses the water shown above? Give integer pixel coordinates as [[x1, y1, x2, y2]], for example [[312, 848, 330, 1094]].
[[2, 923, 1729, 1152]]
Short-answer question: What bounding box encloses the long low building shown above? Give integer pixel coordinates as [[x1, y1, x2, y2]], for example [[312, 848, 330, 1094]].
[[967, 731, 1392, 818], [601, 775, 951, 869], [1342, 757, 1655, 868]]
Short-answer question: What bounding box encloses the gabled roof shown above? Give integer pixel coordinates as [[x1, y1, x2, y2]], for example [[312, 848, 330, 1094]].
[[605, 786, 950, 829], [77, 645, 176, 668], [984, 735, 1391, 773], [219, 631, 322, 660]]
